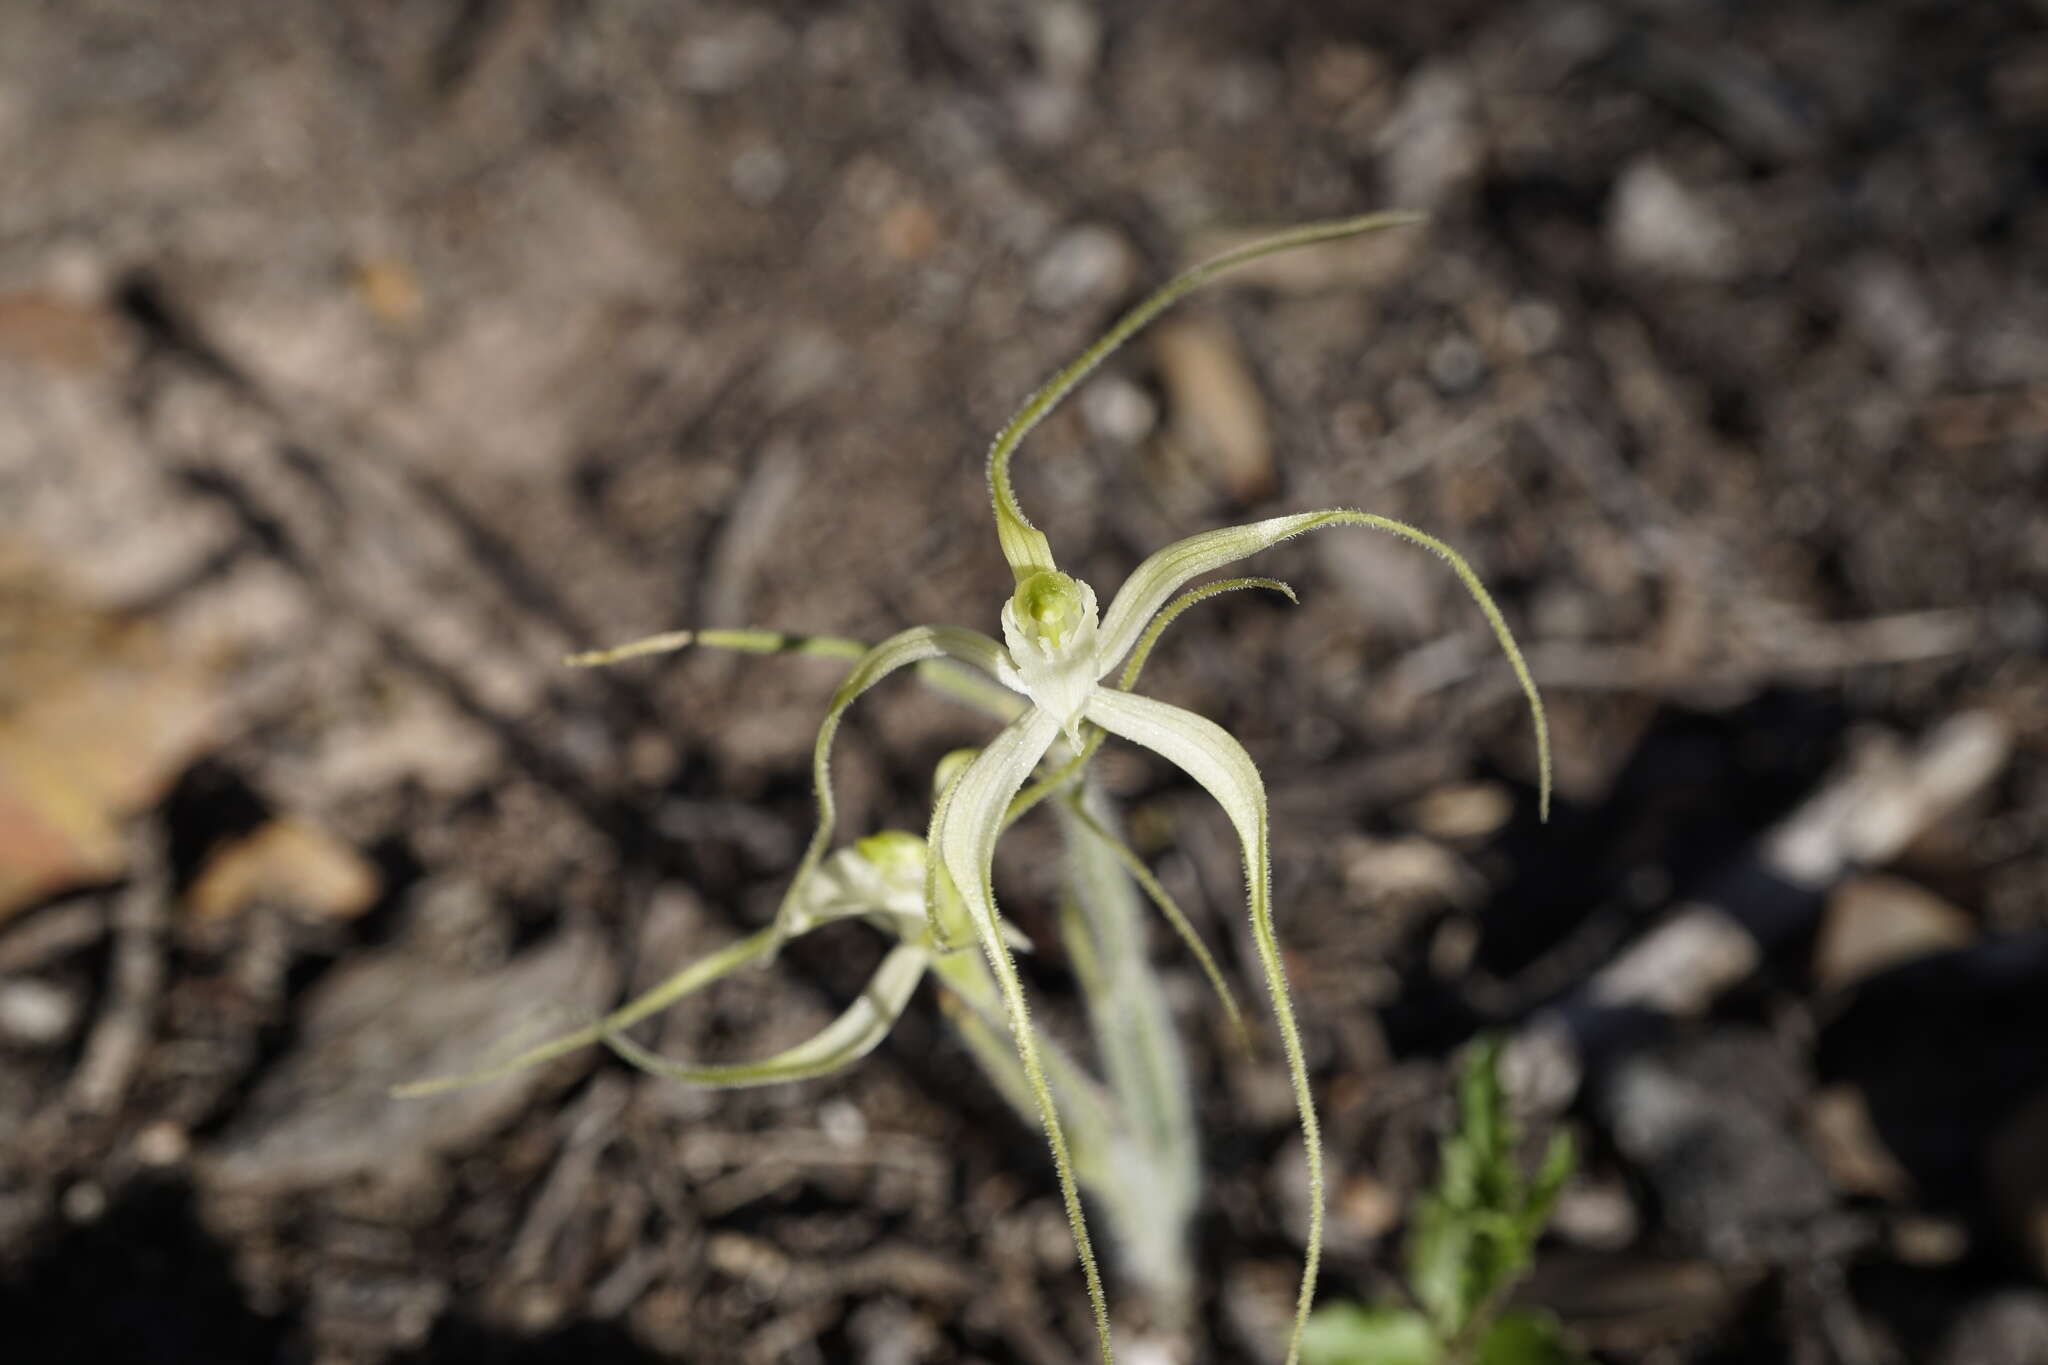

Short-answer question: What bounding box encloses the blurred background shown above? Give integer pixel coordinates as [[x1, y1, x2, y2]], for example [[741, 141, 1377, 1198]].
[[1, 1, 2045, 1361]]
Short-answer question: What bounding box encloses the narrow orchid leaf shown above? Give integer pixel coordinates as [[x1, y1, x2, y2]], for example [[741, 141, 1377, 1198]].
[[987, 212, 1425, 583], [1095, 510, 1550, 821], [1061, 793, 1248, 1043], [933, 706, 1117, 1363], [1082, 686, 1322, 1365], [601, 943, 930, 1087], [928, 962, 1124, 1191]]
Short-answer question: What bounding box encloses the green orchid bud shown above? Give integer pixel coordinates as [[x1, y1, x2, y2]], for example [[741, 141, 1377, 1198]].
[[854, 830, 927, 886]]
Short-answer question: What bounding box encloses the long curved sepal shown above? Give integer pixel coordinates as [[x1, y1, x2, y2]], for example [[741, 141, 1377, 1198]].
[[1094, 510, 1551, 821], [986, 212, 1426, 584]]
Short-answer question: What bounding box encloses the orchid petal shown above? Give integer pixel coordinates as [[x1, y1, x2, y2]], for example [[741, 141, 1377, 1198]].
[[1095, 509, 1550, 820], [778, 625, 1015, 938], [602, 943, 930, 1087], [934, 706, 1116, 1362], [1082, 685, 1322, 1365], [392, 925, 781, 1098], [1117, 576, 1298, 692], [986, 212, 1424, 584]]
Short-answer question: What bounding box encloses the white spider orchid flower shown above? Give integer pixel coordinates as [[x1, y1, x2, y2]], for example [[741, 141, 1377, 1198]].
[[726, 214, 1551, 1365]]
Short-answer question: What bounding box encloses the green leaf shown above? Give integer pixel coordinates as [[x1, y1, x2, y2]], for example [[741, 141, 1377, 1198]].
[[1405, 1037, 1578, 1340], [1300, 1304, 1442, 1365], [1475, 1311, 1586, 1365], [601, 942, 931, 1086], [1081, 687, 1323, 1365]]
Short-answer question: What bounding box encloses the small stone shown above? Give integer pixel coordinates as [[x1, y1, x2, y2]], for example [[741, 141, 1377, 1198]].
[[60, 1181, 106, 1224], [1814, 874, 1975, 992], [1335, 1172, 1401, 1241], [1375, 64, 1481, 208], [1153, 318, 1273, 502], [1503, 300, 1563, 356], [1032, 2, 1101, 84], [727, 141, 789, 205], [1079, 375, 1158, 446], [1891, 1215, 1968, 1266], [185, 818, 382, 925], [1032, 224, 1136, 311], [1406, 782, 1513, 842], [1426, 333, 1487, 393], [820, 1098, 869, 1149], [352, 258, 423, 330], [134, 1120, 192, 1168], [1608, 159, 1740, 280], [1550, 1170, 1639, 1250], [0, 978, 80, 1046], [877, 198, 942, 262], [1807, 1083, 1912, 1199], [674, 13, 791, 93]]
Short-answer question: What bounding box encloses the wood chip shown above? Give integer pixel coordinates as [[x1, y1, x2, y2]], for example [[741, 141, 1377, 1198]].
[[1153, 318, 1273, 503]]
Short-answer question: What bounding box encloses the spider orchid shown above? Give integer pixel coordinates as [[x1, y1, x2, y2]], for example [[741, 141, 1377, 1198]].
[[731, 214, 1549, 1365], [401, 213, 1549, 1365]]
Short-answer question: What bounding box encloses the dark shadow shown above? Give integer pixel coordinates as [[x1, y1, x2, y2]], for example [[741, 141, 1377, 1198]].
[[391, 1314, 675, 1365], [1383, 689, 1845, 1057], [0, 1179, 292, 1364], [1817, 933, 2048, 1211]]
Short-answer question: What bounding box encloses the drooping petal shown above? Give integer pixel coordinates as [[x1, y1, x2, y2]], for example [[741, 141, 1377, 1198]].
[[985, 212, 1424, 584], [392, 925, 782, 1098], [1094, 509, 1551, 820], [778, 625, 1017, 938], [602, 943, 931, 1087], [932, 706, 1116, 1363], [934, 708, 1063, 944], [1081, 685, 1323, 1365]]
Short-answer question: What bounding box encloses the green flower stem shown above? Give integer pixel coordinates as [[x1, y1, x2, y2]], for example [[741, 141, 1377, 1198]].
[[1053, 783, 1202, 1323]]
